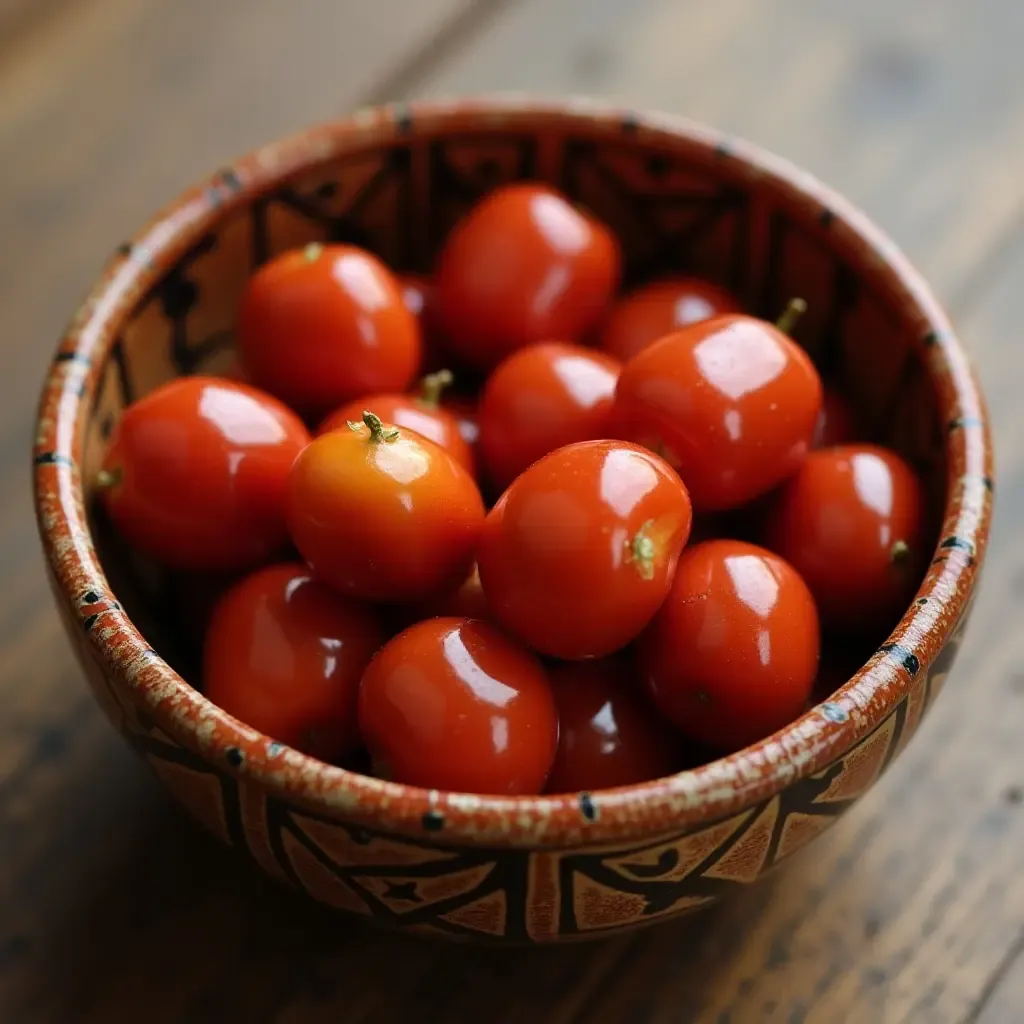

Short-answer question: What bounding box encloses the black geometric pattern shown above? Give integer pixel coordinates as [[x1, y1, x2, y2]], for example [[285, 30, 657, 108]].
[[91, 617, 960, 943]]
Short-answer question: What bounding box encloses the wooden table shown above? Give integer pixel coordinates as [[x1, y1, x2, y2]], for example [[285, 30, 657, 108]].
[[3, 1, 1024, 1020]]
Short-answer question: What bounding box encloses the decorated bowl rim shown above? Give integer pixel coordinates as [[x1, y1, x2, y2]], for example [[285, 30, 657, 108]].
[[32, 94, 993, 849]]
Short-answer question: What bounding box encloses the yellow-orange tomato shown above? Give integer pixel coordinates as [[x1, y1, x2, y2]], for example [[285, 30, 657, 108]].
[[238, 243, 421, 417], [434, 183, 621, 371], [98, 376, 310, 571], [599, 276, 742, 362], [286, 411, 485, 602], [477, 342, 621, 492], [203, 564, 384, 761]]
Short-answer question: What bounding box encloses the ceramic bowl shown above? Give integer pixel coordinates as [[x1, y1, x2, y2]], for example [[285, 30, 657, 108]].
[[33, 97, 993, 944]]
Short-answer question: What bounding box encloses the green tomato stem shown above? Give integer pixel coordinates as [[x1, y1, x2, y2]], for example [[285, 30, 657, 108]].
[[775, 297, 808, 336], [417, 369, 454, 408], [627, 519, 657, 581]]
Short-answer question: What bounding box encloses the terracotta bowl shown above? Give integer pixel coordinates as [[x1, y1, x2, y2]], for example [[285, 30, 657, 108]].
[[33, 97, 992, 944]]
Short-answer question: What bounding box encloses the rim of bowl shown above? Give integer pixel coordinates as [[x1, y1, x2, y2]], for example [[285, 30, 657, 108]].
[[33, 95, 993, 849]]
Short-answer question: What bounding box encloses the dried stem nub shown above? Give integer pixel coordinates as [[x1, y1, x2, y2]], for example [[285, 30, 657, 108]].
[[628, 519, 657, 581], [348, 410, 400, 443], [95, 467, 121, 489]]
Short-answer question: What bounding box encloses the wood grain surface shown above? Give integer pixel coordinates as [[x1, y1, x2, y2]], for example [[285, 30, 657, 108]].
[[3, 1, 1023, 1021]]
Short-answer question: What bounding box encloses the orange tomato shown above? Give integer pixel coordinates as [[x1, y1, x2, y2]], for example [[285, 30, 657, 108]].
[[477, 342, 621, 491], [599, 276, 742, 362], [203, 564, 384, 761], [477, 440, 693, 659], [98, 376, 310, 571], [286, 411, 484, 602], [764, 444, 926, 634], [614, 303, 823, 511], [434, 183, 621, 371], [238, 243, 421, 417], [638, 539, 820, 752], [359, 617, 559, 794]]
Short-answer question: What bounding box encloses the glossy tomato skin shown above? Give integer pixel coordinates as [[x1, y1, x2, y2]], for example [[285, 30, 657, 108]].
[[203, 564, 384, 761], [614, 314, 823, 511], [763, 444, 926, 634], [477, 441, 693, 660], [286, 414, 485, 603], [434, 183, 621, 371], [318, 390, 474, 473], [599, 276, 743, 362], [478, 342, 622, 491], [638, 539, 820, 753], [358, 617, 559, 794], [813, 387, 859, 448], [238, 243, 421, 417], [98, 376, 310, 572], [544, 657, 681, 794]]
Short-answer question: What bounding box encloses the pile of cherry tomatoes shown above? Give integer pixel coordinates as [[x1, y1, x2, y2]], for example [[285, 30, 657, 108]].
[[98, 181, 927, 797]]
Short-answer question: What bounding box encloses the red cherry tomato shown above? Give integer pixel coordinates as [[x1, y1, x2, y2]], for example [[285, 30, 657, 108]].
[[358, 617, 558, 794], [477, 440, 693, 659], [813, 387, 859, 448], [763, 444, 926, 634], [203, 564, 384, 761], [638, 539, 820, 752], [318, 370, 474, 472], [599, 276, 743, 362], [477, 342, 622, 491], [614, 303, 823, 511], [286, 411, 484, 602], [434, 183, 621, 371], [400, 273, 449, 374], [98, 377, 310, 571], [544, 657, 681, 794], [238, 243, 421, 417]]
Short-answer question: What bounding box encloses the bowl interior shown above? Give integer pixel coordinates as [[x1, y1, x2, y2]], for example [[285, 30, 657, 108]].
[[81, 107, 947, 687]]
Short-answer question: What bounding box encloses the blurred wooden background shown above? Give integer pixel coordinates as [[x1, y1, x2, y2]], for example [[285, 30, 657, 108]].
[[4, 1, 1024, 1021]]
